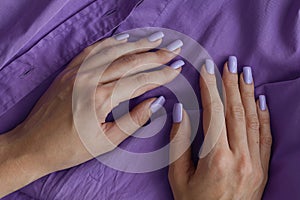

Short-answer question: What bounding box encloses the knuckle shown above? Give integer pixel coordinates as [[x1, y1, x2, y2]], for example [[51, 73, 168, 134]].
[[262, 175, 269, 187], [134, 40, 152, 51], [156, 50, 173, 60], [100, 47, 111, 57], [260, 115, 270, 125], [161, 68, 175, 80], [132, 109, 147, 127], [96, 85, 112, 102], [243, 90, 254, 98], [254, 168, 264, 185], [212, 101, 224, 113], [260, 135, 273, 147], [121, 54, 139, 65], [237, 156, 252, 177], [105, 132, 121, 148], [103, 46, 118, 57], [224, 77, 238, 88], [205, 77, 217, 87], [136, 73, 150, 84], [247, 114, 260, 130], [211, 151, 230, 176], [206, 100, 224, 113], [229, 104, 245, 120], [83, 46, 93, 55]]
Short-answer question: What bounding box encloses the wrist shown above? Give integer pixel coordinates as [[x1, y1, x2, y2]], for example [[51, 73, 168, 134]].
[[0, 127, 49, 198]]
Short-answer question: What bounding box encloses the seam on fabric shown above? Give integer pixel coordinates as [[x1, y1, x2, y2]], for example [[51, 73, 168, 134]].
[[0, 1, 139, 118], [151, 0, 172, 26], [0, 0, 78, 71]]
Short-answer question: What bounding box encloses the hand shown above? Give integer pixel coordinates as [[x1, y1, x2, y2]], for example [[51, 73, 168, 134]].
[[168, 57, 272, 200], [0, 32, 184, 197]]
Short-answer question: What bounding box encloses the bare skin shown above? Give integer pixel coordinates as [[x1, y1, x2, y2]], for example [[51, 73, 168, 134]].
[[0, 34, 272, 199], [0, 35, 182, 198], [168, 61, 272, 200]]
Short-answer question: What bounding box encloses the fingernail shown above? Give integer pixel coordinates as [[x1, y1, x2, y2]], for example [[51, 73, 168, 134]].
[[150, 96, 166, 113], [173, 103, 183, 123], [115, 33, 130, 41], [259, 95, 267, 111], [148, 31, 165, 42], [166, 40, 183, 51], [170, 60, 185, 69], [228, 56, 237, 73], [243, 66, 253, 84], [205, 59, 215, 75]]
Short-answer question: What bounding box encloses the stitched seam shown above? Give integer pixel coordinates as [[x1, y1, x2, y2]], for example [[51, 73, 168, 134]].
[[0, 1, 140, 118], [151, 0, 172, 26], [0, 0, 98, 72]]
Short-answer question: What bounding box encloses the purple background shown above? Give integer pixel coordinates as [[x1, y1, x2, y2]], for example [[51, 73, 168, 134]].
[[1, 0, 300, 199]]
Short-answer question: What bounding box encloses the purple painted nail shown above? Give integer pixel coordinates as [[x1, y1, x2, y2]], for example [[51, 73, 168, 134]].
[[243, 66, 253, 84], [228, 56, 237, 73], [166, 40, 183, 51], [150, 96, 166, 113], [148, 31, 164, 42], [259, 95, 267, 111], [170, 60, 185, 69], [173, 103, 183, 123], [115, 33, 130, 41], [205, 59, 215, 75]]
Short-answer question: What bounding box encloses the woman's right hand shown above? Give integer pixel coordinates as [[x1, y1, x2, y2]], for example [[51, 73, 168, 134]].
[[168, 57, 272, 200], [0, 31, 185, 197]]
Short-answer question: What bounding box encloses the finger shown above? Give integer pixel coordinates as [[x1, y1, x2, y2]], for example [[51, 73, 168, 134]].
[[199, 59, 229, 155], [99, 48, 180, 83], [240, 67, 260, 161], [87, 33, 181, 71], [121, 31, 166, 55], [256, 95, 272, 176], [102, 97, 158, 146], [67, 34, 130, 69], [169, 104, 194, 184], [96, 64, 183, 118], [222, 57, 248, 152]]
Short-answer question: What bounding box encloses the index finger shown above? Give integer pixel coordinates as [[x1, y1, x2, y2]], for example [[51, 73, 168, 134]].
[[169, 104, 194, 185], [199, 59, 229, 158]]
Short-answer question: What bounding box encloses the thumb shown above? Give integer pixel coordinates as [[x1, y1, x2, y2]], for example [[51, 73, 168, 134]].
[[169, 103, 194, 185], [103, 96, 165, 147]]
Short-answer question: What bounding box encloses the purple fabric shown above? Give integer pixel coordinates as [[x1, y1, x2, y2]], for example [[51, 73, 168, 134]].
[[1, 0, 300, 199]]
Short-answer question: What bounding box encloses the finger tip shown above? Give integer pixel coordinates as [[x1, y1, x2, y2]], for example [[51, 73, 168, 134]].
[[173, 103, 183, 123]]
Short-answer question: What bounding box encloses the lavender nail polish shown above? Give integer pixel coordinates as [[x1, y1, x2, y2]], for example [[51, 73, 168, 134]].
[[259, 95, 267, 111], [150, 96, 166, 113], [166, 40, 183, 51], [170, 60, 185, 69], [228, 56, 237, 73], [148, 31, 165, 42], [243, 66, 253, 84], [173, 103, 183, 123], [115, 33, 130, 41], [205, 59, 215, 75]]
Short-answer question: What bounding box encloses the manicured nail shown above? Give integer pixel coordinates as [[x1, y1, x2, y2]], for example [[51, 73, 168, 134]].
[[115, 33, 130, 41], [228, 56, 237, 73], [148, 31, 164, 42], [150, 96, 166, 113], [173, 103, 183, 123], [259, 95, 267, 111], [166, 40, 183, 51], [205, 59, 214, 75], [243, 66, 253, 84], [170, 60, 185, 69]]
